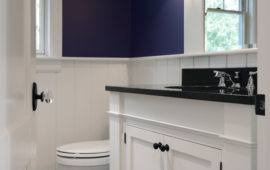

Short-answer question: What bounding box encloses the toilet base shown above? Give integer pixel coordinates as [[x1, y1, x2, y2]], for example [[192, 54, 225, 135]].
[[56, 164, 109, 170]]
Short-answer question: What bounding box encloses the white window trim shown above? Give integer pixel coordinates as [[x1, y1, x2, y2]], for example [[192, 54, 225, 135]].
[[36, 0, 63, 58], [37, 0, 53, 57], [36, 0, 45, 55]]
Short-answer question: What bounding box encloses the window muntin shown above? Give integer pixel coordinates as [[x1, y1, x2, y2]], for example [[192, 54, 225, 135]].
[[205, 0, 247, 52]]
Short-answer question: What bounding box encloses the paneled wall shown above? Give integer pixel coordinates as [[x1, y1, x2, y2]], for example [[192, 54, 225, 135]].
[[36, 51, 257, 170], [129, 52, 257, 85], [36, 60, 128, 170]]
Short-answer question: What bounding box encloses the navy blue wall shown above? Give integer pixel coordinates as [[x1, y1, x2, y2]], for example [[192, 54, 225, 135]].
[[62, 0, 131, 57], [62, 0, 184, 58], [131, 0, 184, 57]]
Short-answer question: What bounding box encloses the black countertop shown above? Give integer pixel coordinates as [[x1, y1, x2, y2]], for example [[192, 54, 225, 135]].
[[105, 85, 256, 105]]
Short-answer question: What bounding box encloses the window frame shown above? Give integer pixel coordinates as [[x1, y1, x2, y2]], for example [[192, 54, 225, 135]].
[[204, 0, 249, 52], [36, 0, 46, 55]]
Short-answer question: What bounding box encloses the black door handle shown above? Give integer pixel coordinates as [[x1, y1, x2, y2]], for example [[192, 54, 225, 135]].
[[32, 82, 53, 111]]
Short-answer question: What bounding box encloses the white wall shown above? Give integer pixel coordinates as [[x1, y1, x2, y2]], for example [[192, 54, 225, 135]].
[[129, 52, 257, 86], [184, 0, 204, 53], [36, 60, 128, 170]]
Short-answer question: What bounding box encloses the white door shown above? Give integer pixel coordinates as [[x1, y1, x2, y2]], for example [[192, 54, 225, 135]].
[[164, 136, 221, 170], [257, 1, 270, 170], [126, 126, 164, 170], [0, 0, 36, 170]]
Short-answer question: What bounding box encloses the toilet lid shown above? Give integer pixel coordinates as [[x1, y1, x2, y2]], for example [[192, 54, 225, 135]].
[[57, 140, 109, 158]]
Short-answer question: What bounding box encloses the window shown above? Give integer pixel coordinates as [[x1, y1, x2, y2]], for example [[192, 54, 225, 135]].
[[36, 0, 45, 54], [205, 0, 247, 52]]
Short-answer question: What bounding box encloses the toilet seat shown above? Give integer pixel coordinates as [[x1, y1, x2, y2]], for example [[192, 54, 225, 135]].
[[56, 140, 110, 166]]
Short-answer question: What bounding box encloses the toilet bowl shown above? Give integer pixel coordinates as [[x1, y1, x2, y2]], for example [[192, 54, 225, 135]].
[[56, 140, 109, 170]]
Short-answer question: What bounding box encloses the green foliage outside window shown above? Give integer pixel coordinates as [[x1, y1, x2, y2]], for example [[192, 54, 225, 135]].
[[205, 0, 244, 52]]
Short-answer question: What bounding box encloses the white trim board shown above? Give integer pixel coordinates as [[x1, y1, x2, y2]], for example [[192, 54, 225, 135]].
[[131, 48, 258, 61], [107, 111, 256, 148], [37, 48, 257, 62], [36, 48, 257, 72], [36, 56, 130, 62]]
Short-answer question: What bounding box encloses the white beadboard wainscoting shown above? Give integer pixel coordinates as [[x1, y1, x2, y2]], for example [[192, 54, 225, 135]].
[[36, 49, 257, 170], [36, 60, 128, 170], [129, 50, 257, 85]]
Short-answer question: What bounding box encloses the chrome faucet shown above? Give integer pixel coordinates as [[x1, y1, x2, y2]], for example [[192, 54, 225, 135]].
[[213, 70, 239, 88], [213, 70, 227, 87], [246, 71, 257, 90]]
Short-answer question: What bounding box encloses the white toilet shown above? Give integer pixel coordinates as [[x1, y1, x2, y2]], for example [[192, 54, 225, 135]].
[[56, 140, 109, 170]]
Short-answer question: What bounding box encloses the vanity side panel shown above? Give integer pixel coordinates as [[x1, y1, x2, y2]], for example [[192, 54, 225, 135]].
[[108, 92, 124, 170], [222, 143, 256, 170], [224, 103, 257, 142]]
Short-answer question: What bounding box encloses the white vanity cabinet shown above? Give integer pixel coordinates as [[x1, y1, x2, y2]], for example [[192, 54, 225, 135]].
[[108, 92, 257, 170], [126, 125, 222, 170]]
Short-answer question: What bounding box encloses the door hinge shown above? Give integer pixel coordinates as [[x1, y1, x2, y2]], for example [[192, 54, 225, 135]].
[[220, 162, 223, 170], [255, 94, 265, 116], [124, 132, 126, 144]]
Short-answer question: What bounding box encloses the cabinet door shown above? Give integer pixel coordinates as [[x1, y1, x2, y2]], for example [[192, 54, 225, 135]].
[[126, 126, 164, 170], [164, 136, 222, 170]]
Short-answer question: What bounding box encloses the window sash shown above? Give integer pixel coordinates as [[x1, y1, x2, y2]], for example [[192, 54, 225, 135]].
[[205, 0, 244, 11], [204, 0, 248, 51], [206, 8, 246, 15]]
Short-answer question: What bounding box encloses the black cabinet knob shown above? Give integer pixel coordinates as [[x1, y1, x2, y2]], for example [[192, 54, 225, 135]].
[[160, 144, 170, 152], [153, 142, 162, 150]]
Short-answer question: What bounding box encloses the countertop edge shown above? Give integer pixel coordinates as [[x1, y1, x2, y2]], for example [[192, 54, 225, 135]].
[[105, 86, 255, 105]]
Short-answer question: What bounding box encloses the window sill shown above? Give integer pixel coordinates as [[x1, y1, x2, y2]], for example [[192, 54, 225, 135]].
[[36, 57, 62, 73], [36, 56, 130, 62], [131, 48, 258, 61]]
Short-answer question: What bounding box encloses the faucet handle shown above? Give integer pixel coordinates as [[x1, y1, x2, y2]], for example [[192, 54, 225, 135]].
[[234, 71, 240, 78], [213, 70, 227, 77], [232, 72, 241, 88], [213, 70, 227, 87]]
